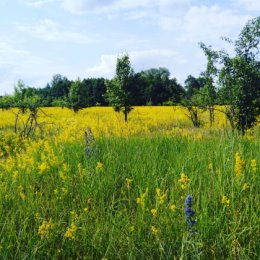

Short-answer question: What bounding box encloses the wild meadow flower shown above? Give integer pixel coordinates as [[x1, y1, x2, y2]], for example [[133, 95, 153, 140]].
[[64, 223, 77, 240], [129, 225, 135, 232], [38, 161, 49, 173], [61, 187, 68, 194], [12, 170, 18, 180], [208, 163, 213, 171], [169, 204, 177, 212], [178, 173, 190, 189], [151, 208, 158, 217], [96, 162, 104, 171], [125, 178, 133, 190], [242, 182, 250, 191], [221, 195, 230, 207], [38, 220, 54, 239], [18, 186, 26, 201], [19, 191, 26, 201], [59, 171, 67, 181], [151, 225, 159, 236], [184, 195, 196, 234], [136, 188, 148, 208], [156, 188, 167, 204], [234, 153, 245, 178], [251, 159, 257, 173]]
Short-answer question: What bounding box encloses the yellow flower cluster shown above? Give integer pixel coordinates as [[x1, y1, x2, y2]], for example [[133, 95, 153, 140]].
[[64, 223, 77, 240], [96, 162, 104, 171], [221, 195, 230, 207], [251, 159, 257, 173], [156, 188, 167, 204], [151, 225, 159, 236], [178, 173, 190, 189], [0, 106, 233, 143], [151, 208, 158, 217], [125, 178, 133, 190], [242, 182, 250, 191], [38, 220, 54, 239], [234, 153, 245, 178], [136, 188, 149, 208]]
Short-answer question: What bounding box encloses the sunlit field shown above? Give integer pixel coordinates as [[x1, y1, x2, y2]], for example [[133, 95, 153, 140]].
[[0, 107, 259, 260]]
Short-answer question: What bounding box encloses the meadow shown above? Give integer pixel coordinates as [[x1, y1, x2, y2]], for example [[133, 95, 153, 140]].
[[0, 107, 259, 260]]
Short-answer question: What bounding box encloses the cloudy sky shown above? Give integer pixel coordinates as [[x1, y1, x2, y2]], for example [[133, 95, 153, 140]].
[[0, 0, 259, 95]]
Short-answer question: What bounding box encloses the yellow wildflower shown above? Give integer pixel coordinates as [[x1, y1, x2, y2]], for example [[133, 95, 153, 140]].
[[19, 191, 26, 200], [125, 178, 133, 190], [178, 173, 190, 189], [242, 183, 250, 191], [129, 225, 135, 232], [251, 159, 257, 173], [38, 162, 49, 173], [19, 186, 26, 201], [151, 208, 158, 217], [61, 187, 68, 194], [35, 213, 40, 221], [156, 188, 167, 204], [12, 171, 18, 180], [96, 162, 103, 170], [38, 220, 54, 239], [59, 171, 67, 181], [70, 211, 78, 220], [169, 204, 177, 212], [151, 225, 159, 236], [136, 188, 148, 208], [234, 153, 244, 178], [221, 195, 230, 207], [64, 223, 77, 240]]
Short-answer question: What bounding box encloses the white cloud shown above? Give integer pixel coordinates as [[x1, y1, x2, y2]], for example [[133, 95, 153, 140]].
[[24, 0, 56, 8], [85, 49, 187, 79], [179, 5, 252, 44], [0, 38, 76, 95], [234, 0, 260, 11], [17, 19, 95, 44], [61, 0, 191, 15]]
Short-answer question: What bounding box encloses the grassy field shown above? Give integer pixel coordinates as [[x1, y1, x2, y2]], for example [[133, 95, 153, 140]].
[[0, 107, 259, 259]]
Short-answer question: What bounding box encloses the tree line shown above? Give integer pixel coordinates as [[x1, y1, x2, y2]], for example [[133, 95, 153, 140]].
[[0, 16, 259, 135]]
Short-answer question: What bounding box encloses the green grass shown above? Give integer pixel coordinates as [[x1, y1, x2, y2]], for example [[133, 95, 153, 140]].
[[0, 133, 259, 259]]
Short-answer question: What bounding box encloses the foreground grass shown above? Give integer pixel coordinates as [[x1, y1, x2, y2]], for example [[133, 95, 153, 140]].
[[0, 132, 259, 259]]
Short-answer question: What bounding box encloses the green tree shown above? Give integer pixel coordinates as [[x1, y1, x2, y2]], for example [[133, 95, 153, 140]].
[[199, 43, 218, 126], [105, 53, 134, 121], [0, 95, 14, 110], [49, 74, 71, 99], [206, 17, 260, 134], [68, 78, 89, 112], [218, 54, 259, 134], [12, 81, 43, 138], [184, 75, 205, 98]]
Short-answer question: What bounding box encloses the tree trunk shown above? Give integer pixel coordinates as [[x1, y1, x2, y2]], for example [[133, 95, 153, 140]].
[[124, 110, 128, 122]]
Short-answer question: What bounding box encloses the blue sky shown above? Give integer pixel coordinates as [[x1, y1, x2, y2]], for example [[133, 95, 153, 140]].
[[0, 0, 259, 95]]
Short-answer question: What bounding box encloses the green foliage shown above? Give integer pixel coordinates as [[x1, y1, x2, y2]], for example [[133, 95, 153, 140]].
[[218, 55, 259, 134], [200, 16, 260, 135], [105, 53, 134, 121], [181, 94, 204, 127], [68, 78, 89, 112], [184, 75, 205, 99], [0, 95, 14, 110], [0, 133, 259, 259], [11, 81, 43, 138]]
